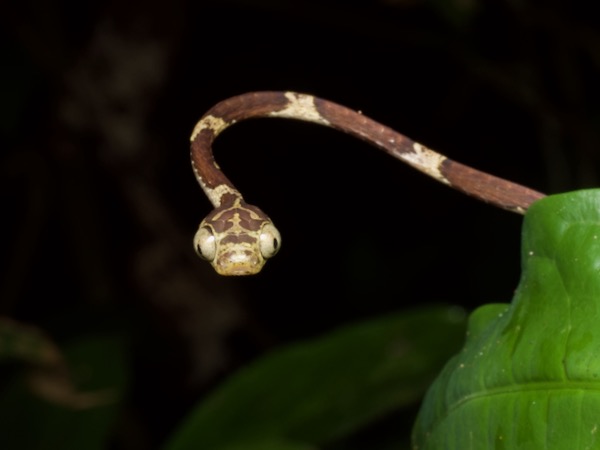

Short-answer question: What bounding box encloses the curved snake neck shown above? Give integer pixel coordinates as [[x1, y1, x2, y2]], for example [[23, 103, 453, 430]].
[[190, 91, 546, 276]]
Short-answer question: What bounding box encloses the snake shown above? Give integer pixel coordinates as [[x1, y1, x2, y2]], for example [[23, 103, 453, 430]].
[[190, 91, 546, 276]]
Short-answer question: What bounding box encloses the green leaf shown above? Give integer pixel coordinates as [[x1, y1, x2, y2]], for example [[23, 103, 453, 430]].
[[219, 438, 317, 450], [165, 306, 467, 450], [413, 189, 600, 449], [0, 331, 129, 450]]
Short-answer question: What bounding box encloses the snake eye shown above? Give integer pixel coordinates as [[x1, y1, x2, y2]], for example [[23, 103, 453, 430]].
[[194, 226, 216, 261], [259, 223, 281, 259]]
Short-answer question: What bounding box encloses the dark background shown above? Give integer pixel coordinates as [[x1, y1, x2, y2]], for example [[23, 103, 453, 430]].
[[2, 0, 599, 447]]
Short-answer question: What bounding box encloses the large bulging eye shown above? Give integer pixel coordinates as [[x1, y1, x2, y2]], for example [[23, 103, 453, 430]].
[[194, 226, 216, 261], [259, 223, 281, 259]]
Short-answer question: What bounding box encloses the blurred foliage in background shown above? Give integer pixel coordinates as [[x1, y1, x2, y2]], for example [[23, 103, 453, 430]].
[[1, 0, 599, 448]]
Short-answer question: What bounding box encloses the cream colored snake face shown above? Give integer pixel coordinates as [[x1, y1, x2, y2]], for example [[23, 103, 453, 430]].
[[193, 198, 281, 275]]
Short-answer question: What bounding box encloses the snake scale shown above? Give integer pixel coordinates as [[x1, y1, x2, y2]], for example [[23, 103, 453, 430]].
[[190, 91, 545, 275]]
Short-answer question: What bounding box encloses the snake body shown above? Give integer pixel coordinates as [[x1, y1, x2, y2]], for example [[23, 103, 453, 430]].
[[191, 91, 545, 275]]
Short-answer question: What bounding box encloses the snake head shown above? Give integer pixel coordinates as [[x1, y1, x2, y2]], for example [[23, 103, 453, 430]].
[[193, 201, 281, 275]]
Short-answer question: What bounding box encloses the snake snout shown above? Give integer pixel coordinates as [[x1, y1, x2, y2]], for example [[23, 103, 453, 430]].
[[215, 249, 264, 275]]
